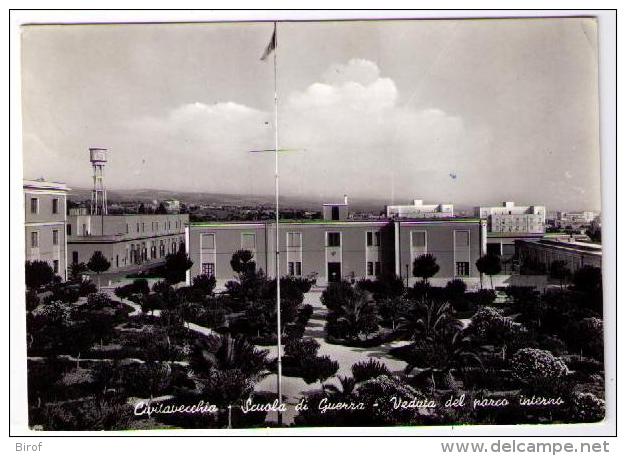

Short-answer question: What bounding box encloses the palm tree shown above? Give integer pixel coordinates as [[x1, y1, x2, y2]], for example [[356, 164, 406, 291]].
[[190, 333, 269, 379], [332, 288, 379, 340], [404, 328, 483, 394], [323, 375, 357, 400], [398, 299, 461, 343]]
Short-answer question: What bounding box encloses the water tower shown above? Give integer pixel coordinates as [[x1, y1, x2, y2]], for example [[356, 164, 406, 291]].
[[89, 147, 108, 216]]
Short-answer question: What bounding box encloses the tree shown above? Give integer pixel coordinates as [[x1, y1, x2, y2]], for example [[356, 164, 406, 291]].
[[572, 265, 602, 295], [549, 260, 571, 289], [403, 328, 483, 393], [87, 251, 111, 288], [190, 333, 269, 379], [377, 296, 411, 330], [325, 287, 379, 341], [585, 224, 601, 243], [69, 262, 88, 281], [467, 306, 527, 360], [192, 274, 217, 294], [399, 298, 461, 343], [164, 250, 193, 284], [155, 202, 168, 214], [351, 359, 391, 383], [412, 254, 440, 283], [323, 375, 357, 401], [475, 254, 502, 289], [230, 249, 256, 278], [137, 203, 146, 214], [25, 260, 55, 290], [300, 355, 339, 386]]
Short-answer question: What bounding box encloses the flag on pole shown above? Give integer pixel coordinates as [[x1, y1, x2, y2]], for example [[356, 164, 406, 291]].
[[260, 25, 277, 61]]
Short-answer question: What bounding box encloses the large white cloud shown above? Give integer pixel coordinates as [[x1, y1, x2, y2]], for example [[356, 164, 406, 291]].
[[124, 59, 492, 202]]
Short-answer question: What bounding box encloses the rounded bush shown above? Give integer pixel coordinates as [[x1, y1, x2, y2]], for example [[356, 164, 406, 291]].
[[511, 348, 568, 386]]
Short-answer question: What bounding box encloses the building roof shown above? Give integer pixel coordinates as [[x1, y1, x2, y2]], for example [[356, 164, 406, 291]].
[[189, 217, 482, 227], [517, 238, 602, 256], [23, 179, 70, 192]]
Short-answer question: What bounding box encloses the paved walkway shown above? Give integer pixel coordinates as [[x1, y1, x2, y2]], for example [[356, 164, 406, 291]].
[[254, 290, 411, 424], [100, 287, 216, 338], [101, 287, 410, 425]]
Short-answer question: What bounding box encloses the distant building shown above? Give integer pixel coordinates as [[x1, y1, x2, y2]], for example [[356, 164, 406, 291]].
[[67, 211, 189, 272], [24, 179, 70, 280], [322, 195, 350, 221], [556, 211, 598, 228], [476, 202, 546, 234], [386, 199, 454, 219], [161, 199, 181, 214], [515, 238, 602, 273], [475, 202, 546, 259]]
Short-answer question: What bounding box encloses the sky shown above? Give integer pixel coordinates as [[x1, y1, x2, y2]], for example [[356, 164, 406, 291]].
[[21, 18, 601, 211]]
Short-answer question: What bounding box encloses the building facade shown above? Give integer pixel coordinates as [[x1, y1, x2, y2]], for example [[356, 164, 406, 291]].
[[24, 179, 70, 280], [476, 202, 546, 234], [555, 211, 598, 229], [476, 202, 546, 260], [186, 218, 487, 286], [67, 211, 189, 272], [386, 199, 454, 219], [515, 238, 602, 273]]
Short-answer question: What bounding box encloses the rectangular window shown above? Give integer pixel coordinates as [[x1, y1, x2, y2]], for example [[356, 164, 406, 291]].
[[202, 233, 215, 249], [287, 232, 302, 247], [327, 232, 341, 247], [366, 231, 381, 247], [142, 222, 145, 232], [53, 260, 59, 273], [241, 233, 256, 250], [455, 231, 470, 247], [331, 206, 340, 220], [52, 229, 59, 246], [375, 261, 381, 276], [72, 251, 79, 264], [67, 224, 72, 236], [295, 261, 302, 276], [52, 198, 59, 214], [367, 261, 374, 276], [202, 262, 215, 277], [137, 223, 140, 232], [31, 231, 39, 248], [82, 223, 88, 236], [456, 262, 470, 277], [30, 198, 38, 214], [126, 224, 129, 234], [288, 262, 295, 276], [412, 231, 426, 247]]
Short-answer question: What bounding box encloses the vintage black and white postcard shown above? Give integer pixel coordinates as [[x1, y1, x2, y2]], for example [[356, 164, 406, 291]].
[[14, 13, 612, 435]]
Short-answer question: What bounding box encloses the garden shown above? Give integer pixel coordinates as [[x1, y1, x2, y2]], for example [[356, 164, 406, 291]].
[[24, 250, 605, 429]]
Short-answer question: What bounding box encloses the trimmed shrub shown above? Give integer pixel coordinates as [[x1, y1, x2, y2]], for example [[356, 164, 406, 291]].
[[300, 355, 339, 385], [511, 348, 568, 388], [571, 392, 605, 422], [351, 359, 391, 383]]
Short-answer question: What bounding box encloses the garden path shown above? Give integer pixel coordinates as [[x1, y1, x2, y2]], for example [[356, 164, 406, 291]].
[[254, 290, 411, 425]]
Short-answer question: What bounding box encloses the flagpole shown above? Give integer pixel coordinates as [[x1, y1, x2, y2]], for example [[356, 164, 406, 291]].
[[272, 21, 283, 426]]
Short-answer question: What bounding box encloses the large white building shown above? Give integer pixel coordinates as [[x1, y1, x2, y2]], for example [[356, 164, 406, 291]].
[[475, 202, 546, 234], [386, 199, 454, 219], [475, 202, 546, 259]]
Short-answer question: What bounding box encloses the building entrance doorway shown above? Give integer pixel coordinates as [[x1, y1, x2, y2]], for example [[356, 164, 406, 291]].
[[327, 262, 341, 282]]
